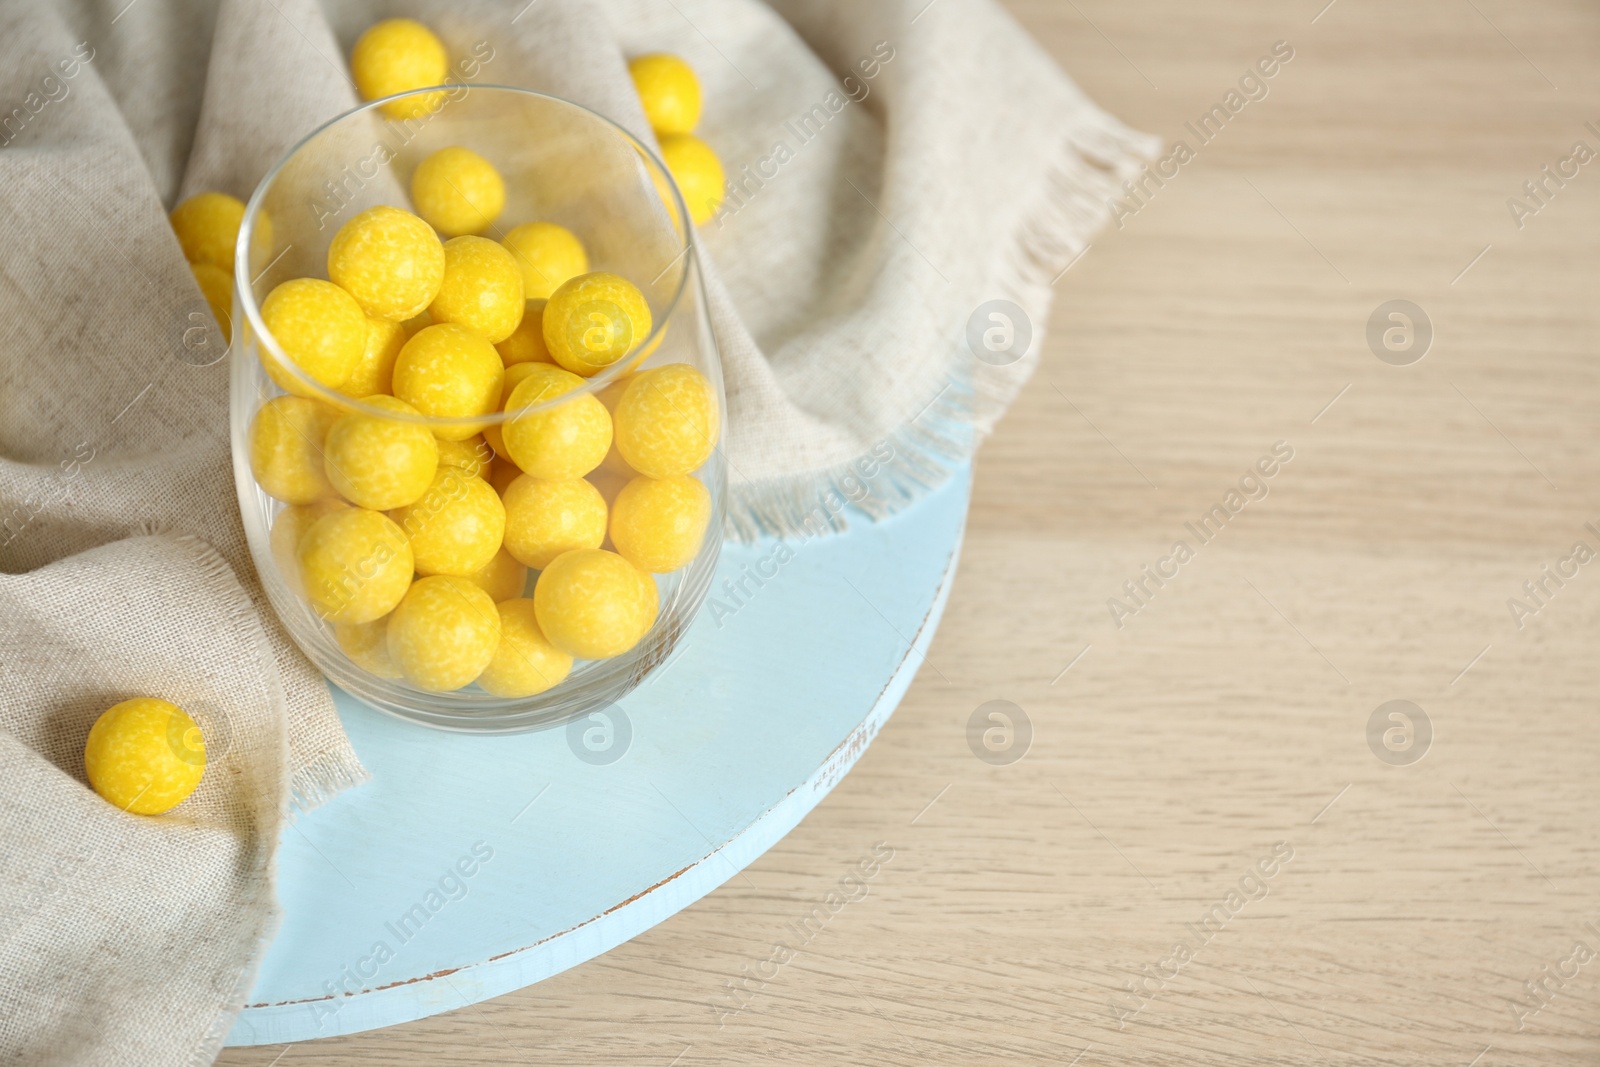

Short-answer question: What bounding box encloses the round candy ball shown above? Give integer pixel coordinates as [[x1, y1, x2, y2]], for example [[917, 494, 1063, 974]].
[[613, 363, 718, 477], [542, 272, 653, 377], [350, 18, 448, 119], [393, 467, 507, 577], [436, 435, 494, 478], [412, 146, 505, 237], [427, 237, 524, 344], [487, 457, 522, 498], [659, 135, 725, 225], [270, 498, 349, 596], [609, 474, 711, 573], [478, 598, 573, 697], [327, 205, 446, 321], [392, 323, 505, 440], [502, 475, 607, 570], [387, 575, 501, 691], [260, 278, 367, 396], [628, 54, 702, 136], [501, 222, 588, 301], [502, 364, 612, 479], [484, 361, 542, 459], [340, 315, 407, 399], [169, 191, 244, 270], [84, 697, 206, 815], [495, 299, 552, 367], [534, 549, 658, 660], [462, 547, 528, 603], [323, 395, 439, 510], [249, 395, 339, 504], [189, 261, 234, 343], [334, 616, 404, 679], [299, 507, 414, 623]]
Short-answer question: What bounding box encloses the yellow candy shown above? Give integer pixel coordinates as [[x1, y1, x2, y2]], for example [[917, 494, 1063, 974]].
[[387, 575, 501, 691], [401, 309, 433, 337], [334, 616, 404, 678], [190, 262, 233, 343], [270, 498, 349, 596], [323, 395, 439, 509], [261, 278, 367, 396], [299, 507, 414, 623], [629, 54, 703, 136], [534, 548, 658, 660], [610, 475, 711, 573], [436, 435, 494, 478], [170, 191, 244, 270], [477, 598, 573, 697], [428, 236, 524, 344], [502, 475, 607, 570], [484, 361, 542, 459], [327, 205, 445, 321], [249, 395, 339, 504], [613, 363, 718, 477], [501, 223, 588, 301], [462, 547, 528, 602], [393, 467, 506, 576], [83, 697, 205, 815], [502, 364, 612, 479], [350, 18, 448, 120], [495, 300, 552, 366], [340, 315, 407, 399], [596, 376, 638, 477], [659, 135, 725, 225], [392, 323, 505, 440], [542, 272, 653, 377], [487, 457, 522, 498], [412, 146, 505, 237]]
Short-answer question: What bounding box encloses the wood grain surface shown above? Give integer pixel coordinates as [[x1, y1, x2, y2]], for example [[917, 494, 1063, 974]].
[[219, 1, 1600, 1063]]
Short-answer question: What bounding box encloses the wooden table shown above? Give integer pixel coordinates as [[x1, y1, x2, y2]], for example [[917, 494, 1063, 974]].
[[219, 1, 1600, 1062]]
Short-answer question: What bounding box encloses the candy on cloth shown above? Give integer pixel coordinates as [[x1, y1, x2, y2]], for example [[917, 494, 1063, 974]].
[[658, 134, 724, 225], [542, 271, 652, 377], [502, 475, 607, 569], [613, 363, 718, 478], [628, 54, 702, 136], [189, 262, 233, 342], [386, 576, 501, 691], [427, 237, 524, 345], [169, 191, 244, 269], [411, 146, 505, 237], [83, 697, 206, 815], [534, 548, 658, 660], [393, 468, 507, 577], [350, 18, 448, 119], [609, 474, 712, 573], [322, 395, 439, 509], [495, 300, 553, 367], [333, 617, 403, 679], [249, 395, 339, 505], [298, 508, 414, 624], [327, 206, 446, 322], [502, 364, 612, 479], [501, 223, 588, 301], [477, 598, 573, 697], [260, 278, 367, 396], [461, 547, 529, 603]]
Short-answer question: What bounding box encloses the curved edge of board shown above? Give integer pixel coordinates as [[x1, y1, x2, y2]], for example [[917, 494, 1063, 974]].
[[228, 518, 966, 1045]]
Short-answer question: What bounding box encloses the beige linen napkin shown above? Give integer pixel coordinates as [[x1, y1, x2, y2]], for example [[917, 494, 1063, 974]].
[[0, 0, 1148, 1061]]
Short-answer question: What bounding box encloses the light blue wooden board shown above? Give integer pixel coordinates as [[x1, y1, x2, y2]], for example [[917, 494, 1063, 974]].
[[226, 467, 970, 1046]]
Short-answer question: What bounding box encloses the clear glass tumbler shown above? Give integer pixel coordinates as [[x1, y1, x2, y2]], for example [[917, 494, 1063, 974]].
[[228, 85, 725, 732]]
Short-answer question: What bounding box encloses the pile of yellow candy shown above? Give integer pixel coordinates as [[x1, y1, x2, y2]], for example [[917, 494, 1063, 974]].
[[169, 190, 267, 342], [248, 129, 717, 698]]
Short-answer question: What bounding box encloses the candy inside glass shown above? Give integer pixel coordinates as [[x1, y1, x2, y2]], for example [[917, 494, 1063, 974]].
[[229, 85, 725, 732]]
